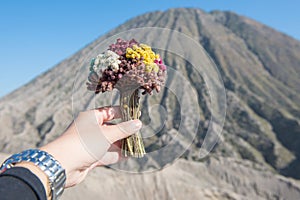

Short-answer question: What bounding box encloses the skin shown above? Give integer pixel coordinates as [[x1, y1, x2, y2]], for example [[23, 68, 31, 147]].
[[17, 106, 142, 199]]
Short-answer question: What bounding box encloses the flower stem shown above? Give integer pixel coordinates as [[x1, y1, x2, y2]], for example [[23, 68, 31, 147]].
[[119, 89, 146, 158]]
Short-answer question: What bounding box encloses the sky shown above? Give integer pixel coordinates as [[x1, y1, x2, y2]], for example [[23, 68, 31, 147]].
[[0, 0, 299, 98]]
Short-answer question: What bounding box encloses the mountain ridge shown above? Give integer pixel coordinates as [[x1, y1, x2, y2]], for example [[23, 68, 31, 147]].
[[0, 8, 300, 199]]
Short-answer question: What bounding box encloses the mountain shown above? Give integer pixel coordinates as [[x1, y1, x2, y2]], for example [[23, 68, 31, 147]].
[[1, 8, 300, 199], [1, 152, 300, 200]]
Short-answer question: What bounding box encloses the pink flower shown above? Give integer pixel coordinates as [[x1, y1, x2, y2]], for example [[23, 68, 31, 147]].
[[109, 44, 116, 49], [159, 64, 167, 71], [116, 50, 123, 55], [154, 58, 167, 71]]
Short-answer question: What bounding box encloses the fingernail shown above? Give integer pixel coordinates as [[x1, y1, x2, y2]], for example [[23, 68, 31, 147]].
[[117, 120, 142, 134]]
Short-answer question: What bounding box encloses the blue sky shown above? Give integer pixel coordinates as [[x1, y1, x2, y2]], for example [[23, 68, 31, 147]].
[[0, 0, 299, 97]]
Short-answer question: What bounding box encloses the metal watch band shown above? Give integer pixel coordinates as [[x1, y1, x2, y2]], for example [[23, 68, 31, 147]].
[[0, 149, 66, 200]]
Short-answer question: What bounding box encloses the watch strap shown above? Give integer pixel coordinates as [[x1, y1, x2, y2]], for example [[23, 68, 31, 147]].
[[0, 149, 66, 200]]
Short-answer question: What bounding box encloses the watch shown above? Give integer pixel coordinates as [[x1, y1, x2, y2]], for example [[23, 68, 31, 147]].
[[0, 149, 66, 200]]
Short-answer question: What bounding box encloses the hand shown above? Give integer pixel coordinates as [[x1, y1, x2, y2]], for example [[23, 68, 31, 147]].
[[40, 106, 142, 188]]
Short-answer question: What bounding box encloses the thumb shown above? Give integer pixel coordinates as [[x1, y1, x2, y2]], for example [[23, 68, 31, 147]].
[[102, 120, 142, 143]]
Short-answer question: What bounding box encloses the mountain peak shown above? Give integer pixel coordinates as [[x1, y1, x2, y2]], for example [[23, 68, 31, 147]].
[[0, 8, 300, 199]]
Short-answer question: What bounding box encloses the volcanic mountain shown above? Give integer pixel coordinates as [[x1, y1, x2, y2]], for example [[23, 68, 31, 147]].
[[1, 8, 300, 199]]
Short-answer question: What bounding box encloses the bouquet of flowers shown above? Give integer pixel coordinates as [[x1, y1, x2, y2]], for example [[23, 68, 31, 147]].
[[87, 38, 167, 158]]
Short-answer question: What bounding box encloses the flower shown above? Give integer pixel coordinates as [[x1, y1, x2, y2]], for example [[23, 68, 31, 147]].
[[90, 50, 121, 76], [87, 38, 167, 95]]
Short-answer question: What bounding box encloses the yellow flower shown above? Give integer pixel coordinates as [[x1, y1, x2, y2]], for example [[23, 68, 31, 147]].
[[140, 44, 151, 51], [135, 53, 141, 59], [124, 44, 161, 70], [126, 47, 133, 54], [152, 63, 159, 73], [132, 45, 138, 50], [144, 63, 159, 73], [145, 64, 152, 72], [149, 52, 155, 60], [145, 58, 150, 63]]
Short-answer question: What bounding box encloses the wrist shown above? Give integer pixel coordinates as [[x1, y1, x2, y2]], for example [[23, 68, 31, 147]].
[[0, 149, 66, 200], [40, 126, 98, 188]]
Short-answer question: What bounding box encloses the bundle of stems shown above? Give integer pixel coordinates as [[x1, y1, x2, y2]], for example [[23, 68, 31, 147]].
[[119, 89, 145, 157]]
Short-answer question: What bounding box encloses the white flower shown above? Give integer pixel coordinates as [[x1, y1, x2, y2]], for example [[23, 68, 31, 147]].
[[111, 63, 119, 71], [96, 54, 105, 59], [93, 65, 97, 71], [92, 50, 121, 74], [94, 58, 100, 65], [105, 50, 118, 58]]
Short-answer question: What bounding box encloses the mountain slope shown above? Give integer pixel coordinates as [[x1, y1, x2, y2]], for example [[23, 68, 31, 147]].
[[1, 153, 299, 200], [0, 8, 300, 199]]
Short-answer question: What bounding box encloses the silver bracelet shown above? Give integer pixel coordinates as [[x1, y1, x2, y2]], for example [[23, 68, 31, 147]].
[[0, 149, 66, 200]]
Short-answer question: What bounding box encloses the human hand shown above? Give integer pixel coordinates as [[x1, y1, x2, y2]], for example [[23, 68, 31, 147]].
[[40, 106, 142, 188]]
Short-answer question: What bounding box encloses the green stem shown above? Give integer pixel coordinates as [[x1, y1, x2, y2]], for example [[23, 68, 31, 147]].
[[119, 89, 146, 158]]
